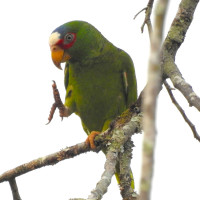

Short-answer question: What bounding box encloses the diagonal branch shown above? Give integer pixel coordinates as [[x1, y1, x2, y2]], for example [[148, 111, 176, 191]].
[[0, 142, 90, 183], [164, 80, 200, 142], [87, 151, 118, 200], [0, 97, 143, 200], [162, 0, 200, 111]]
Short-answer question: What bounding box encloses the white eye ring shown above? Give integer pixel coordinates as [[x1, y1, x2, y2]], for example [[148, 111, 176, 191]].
[[65, 33, 74, 43]]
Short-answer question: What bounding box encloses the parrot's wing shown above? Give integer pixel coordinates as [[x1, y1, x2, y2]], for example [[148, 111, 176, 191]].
[[122, 71, 128, 101], [121, 54, 137, 107], [64, 63, 69, 90]]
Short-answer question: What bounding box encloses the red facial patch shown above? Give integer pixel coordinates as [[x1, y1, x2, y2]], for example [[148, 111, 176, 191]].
[[55, 33, 76, 50]]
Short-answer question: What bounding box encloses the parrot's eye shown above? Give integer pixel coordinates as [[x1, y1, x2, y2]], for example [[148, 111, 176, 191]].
[[63, 33, 76, 49], [64, 33, 74, 43]]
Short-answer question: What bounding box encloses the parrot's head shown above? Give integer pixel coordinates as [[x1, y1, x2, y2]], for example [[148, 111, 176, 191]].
[[49, 20, 105, 69]]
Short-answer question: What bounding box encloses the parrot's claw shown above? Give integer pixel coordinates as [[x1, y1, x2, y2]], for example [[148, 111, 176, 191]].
[[46, 81, 70, 124], [85, 131, 101, 149], [46, 103, 57, 125]]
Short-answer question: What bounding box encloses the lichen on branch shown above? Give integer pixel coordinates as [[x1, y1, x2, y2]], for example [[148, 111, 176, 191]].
[[0, 99, 143, 200], [162, 0, 200, 111]]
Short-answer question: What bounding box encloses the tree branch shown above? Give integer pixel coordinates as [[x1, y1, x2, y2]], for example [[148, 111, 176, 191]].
[[0, 142, 90, 183], [164, 80, 200, 141], [140, 1, 169, 200], [87, 150, 118, 200], [118, 139, 136, 199], [0, 98, 143, 200], [87, 112, 142, 200], [9, 178, 22, 200], [134, 0, 154, 37], [1, 1, 200, 200], [162, 0, 200, 111]]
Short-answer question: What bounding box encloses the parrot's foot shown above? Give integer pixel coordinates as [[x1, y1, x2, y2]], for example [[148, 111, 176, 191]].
[[46, 81, 71, 124], [85, 131, 101, 149]]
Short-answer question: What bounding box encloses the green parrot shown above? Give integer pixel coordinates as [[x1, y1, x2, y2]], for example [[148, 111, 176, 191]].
[[48, 20, 137, 189]]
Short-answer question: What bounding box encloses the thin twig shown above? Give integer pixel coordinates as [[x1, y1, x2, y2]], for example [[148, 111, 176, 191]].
[[141, 0, 154, 34], [134, 7, 147, 20], [134, 0, 154, 43], [164, 80, 200, 142], [70, 199, 86, 200], [9, 178, 22, 200]]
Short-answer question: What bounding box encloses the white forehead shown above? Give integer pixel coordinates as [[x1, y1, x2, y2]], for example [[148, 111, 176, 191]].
[[49, 32, 61, 46]]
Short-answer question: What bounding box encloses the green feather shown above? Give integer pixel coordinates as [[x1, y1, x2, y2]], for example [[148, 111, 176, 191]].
[[54, 21, 137, 189]]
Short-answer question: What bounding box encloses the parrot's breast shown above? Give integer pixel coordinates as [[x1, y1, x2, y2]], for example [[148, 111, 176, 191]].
[[64, 59, 127, 133]]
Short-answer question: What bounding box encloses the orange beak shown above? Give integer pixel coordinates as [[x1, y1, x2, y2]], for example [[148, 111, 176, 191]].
[[50, 45, 71, 70]]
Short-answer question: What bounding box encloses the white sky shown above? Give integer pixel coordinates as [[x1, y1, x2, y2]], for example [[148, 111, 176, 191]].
[[0, 0, 200, 200]]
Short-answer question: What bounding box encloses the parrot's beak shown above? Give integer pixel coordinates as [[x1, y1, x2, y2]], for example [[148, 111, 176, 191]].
[[50, 45, 71, 70]]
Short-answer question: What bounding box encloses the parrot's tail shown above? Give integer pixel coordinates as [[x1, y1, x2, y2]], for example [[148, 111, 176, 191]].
[[115, 170, 135, 189]]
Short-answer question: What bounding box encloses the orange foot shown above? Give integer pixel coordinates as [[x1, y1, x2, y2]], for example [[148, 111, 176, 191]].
[[85, 131, 101, 149]]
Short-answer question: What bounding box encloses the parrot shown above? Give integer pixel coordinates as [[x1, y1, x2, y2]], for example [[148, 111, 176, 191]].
[[48, 20, 137, 189]]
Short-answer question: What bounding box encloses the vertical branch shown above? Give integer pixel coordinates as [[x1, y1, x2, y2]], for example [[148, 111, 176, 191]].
[[134, 0, 154, 40], [140, 0, 169, 200], [142, 0, 154, 35], [161, 0, 200, 111], [9, 178, 22, 200], [119, 139, 137, 199]]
